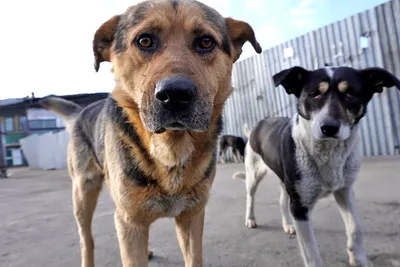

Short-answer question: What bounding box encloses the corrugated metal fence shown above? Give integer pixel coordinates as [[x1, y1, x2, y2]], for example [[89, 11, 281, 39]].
[[223, 0, 400, 157]]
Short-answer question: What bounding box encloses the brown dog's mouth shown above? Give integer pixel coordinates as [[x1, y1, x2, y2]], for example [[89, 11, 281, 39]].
[[153, 122, 187, 134], [141, 97, 212, 134], [165, 122, 187, 130]]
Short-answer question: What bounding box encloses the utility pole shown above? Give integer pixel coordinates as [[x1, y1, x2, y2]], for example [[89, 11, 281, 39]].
[[0, 130, 7, 178]]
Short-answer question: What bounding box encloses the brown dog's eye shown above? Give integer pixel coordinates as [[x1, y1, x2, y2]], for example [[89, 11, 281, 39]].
[[200, 38, 213, 49], [138, 37, 152, 48], [195, 36, 216, 54], [135, 33, 157, 52]]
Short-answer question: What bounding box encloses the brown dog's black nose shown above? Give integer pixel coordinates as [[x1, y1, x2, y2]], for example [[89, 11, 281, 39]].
[[320, 119, 340, 137], [155, 76, 196, 111]]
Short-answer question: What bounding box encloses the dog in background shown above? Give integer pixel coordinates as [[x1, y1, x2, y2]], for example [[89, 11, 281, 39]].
[[40, 1, 262, 266], [219, 134, 246, 163], [0, 167, 8, 178], [234, 65, 400, 267]]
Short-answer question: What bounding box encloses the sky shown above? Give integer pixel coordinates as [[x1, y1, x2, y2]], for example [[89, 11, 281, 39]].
[[0, 0, 389, 100]]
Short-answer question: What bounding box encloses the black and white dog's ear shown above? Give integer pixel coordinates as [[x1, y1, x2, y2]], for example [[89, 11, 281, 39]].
[[272, 66, 309, 97], [361, 67, 400, 93]]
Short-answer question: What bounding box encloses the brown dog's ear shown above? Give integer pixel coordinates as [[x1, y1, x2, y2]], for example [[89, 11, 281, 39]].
[[225, 18, 262, 62], [93, 15, 120, 72], [361, 67, 400, 93]]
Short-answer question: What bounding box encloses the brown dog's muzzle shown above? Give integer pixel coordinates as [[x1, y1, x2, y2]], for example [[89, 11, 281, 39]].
[[141, 75, 211, 134], [155, 76, 197, 112]]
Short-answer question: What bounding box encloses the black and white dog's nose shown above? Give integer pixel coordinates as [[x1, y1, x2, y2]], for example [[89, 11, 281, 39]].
[[320, 120, 340, 137], [155, 76, 196, 111]]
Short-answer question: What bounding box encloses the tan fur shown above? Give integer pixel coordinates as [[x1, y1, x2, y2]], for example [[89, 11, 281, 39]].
[[338, 81, 349, 93], [319, 81, 329, 94], [59, 1, 262, 267]]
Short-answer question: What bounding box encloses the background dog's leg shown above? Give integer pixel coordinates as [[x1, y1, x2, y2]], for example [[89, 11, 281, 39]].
[[334, 187, 370, 267], [232, 149, 239, 163], [245, 170, 265, 228], [114, 212, 150, 267], [72, 175, 103, 267], [220, 149, 226, 164], [235, 149, 242, 163], [293, 217, 323, 267], [279, 184, 296, 235], [175, 210, 205, 267]]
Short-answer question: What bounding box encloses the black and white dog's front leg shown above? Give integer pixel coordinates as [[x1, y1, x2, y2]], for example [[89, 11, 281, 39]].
[[291, 200, 323, 267], [334, 187, 371, 267]]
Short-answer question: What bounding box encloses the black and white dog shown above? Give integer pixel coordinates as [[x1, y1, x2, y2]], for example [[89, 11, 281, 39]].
[[234, 66, 400, 267]]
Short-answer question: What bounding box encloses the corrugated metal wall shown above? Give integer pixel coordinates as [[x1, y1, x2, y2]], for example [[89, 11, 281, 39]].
[[223, 0, 400, 157]]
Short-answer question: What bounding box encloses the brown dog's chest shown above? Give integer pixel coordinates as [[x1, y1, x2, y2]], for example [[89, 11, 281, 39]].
[[144, 165, 213, 215], [105, 155, 215, 221]]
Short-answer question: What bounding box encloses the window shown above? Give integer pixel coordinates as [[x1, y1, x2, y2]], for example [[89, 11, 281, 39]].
[[28, 119, 57, 129], [5, 117, 14, 132], [283, 47, 294, 59], [19, 116, 27, 131], [359, 36, 369, 49]]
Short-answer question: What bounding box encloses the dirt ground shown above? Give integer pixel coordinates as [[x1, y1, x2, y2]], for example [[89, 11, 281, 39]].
[[1, 156, 399, 267]]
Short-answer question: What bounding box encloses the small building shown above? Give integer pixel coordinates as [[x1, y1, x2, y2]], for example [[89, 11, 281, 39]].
[[0, 93, 108, 167]]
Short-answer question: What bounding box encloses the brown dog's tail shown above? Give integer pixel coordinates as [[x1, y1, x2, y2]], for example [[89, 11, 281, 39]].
[[39, 97, 82, 130], [232, 171, 246, 181]]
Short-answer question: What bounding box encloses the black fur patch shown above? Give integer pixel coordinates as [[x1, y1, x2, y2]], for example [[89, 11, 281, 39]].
[[204, 151, 216, 178], [170, 0, 179, 10], [107, 98, 151, 161], [106, 97, 155, 186], [221, 32, 232, 57], [72, 100, 106, 169], [203, 115, 223, 179], [290, 201, 309, 221], [214, 115, 224, 138], [120, 143, 156, 187]]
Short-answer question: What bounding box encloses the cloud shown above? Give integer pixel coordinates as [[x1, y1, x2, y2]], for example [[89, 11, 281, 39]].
[[299, 0, 314, 8], [197, 0, 233, 16], [286, 0, 315, 30], [245, 0, 266, 10], [292, 18, 312, 29], [288, 0, 315, 16]]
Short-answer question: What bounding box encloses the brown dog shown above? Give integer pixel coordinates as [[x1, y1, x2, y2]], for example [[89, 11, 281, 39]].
[[40, 0, 261, 266]]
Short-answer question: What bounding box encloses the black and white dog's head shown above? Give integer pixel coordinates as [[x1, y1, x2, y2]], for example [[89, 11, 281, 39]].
[[273, 66, 400, 140]]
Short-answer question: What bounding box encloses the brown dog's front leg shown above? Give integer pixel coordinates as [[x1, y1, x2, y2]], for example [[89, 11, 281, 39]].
[[114, 211, 150, 267], [175, 209, 205, 267]]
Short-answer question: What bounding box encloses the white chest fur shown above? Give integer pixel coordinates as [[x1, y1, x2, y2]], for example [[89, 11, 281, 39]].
[[292, 118, 362, 206]]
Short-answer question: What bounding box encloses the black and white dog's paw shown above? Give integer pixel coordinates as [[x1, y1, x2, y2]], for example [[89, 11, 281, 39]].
[[282, 224, 296, 235], [245, 218, 257, 228], [349, 255, 373, 267]]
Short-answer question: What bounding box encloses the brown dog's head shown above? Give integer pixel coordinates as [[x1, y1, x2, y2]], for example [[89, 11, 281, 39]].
[[93, 0, 261, 133]]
